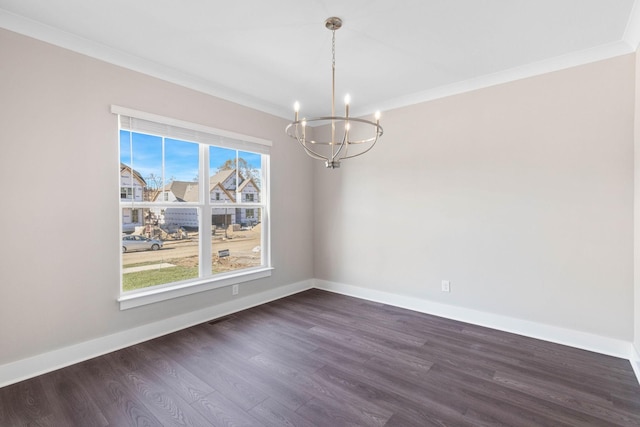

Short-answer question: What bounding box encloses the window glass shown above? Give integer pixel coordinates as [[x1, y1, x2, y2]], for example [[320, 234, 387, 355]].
[[165, 138, 200, 189], [212, 207, 262, 275], [119, 119, 269, 296], [209, 148, 263, 276], [121, 208, 200, 292]]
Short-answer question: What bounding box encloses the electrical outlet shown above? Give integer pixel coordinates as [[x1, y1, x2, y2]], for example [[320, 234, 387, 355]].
[[232, 284, 239, 295], [441, 280, 450, 293]]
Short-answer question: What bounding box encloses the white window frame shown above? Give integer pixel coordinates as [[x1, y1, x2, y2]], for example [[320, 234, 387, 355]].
[[113, 105, 272, 310]]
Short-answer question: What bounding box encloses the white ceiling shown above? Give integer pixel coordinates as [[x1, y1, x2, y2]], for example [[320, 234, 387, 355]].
[[1, 1, 639, 120]]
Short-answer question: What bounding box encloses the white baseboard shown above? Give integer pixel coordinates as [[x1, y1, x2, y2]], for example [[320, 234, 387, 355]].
[[0, 279, 313, 388], [314, 279, 635, 361], [631, 345, 640, 384]]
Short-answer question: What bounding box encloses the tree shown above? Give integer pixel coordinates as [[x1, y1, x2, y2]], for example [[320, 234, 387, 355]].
[[143, 173, 176, 201], [143, 173, 163, 202], [217, 158, 260, 187]]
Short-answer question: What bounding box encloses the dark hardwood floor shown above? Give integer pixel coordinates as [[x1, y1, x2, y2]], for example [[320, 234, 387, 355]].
[[2, 289, 640, 426]]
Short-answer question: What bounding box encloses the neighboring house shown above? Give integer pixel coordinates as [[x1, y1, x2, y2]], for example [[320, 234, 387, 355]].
[[209, 169, 261, 227], [158, 180, 200, 228], [120, 163, 146, 233], [158, 169, 260, 229], [236, 175, 260, 225]]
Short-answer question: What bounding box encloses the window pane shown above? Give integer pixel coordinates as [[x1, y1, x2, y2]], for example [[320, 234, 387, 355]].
[[119, 130, 132, 166], [134, 132, 163, 198], [212, 207, 262, 275], [210, 146, 238, 203], [151, 138, 200, 205], [165, 138, 200, 191], [210, 146, 237, 170], [122, 207, 200, 292], [239, 150, 262, 203], [120, 131, 164, 202]]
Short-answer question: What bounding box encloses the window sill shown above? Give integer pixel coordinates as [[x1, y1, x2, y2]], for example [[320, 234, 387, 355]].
[[118, 267, 273, 310]]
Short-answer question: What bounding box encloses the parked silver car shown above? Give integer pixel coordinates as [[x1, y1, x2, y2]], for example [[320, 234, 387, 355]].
[[122, 235, 163, 253]]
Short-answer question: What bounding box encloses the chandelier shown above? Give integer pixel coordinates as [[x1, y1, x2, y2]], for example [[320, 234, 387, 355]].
[[285, 17, 383, 169]]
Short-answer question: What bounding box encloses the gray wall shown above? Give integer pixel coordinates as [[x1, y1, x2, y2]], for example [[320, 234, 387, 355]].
[[314, 54, 635, 341], [0, 26, 637, 372], [635, 48, 640, 359], [0, 28, 314, 365]]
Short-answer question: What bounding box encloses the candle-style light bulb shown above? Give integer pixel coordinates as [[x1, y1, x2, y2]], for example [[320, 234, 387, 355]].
[[375, 110, 381, 123], [344, 94, 350, 117]]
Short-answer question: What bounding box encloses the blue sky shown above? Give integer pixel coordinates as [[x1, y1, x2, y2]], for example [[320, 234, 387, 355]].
[[120, 130, 261, 183]]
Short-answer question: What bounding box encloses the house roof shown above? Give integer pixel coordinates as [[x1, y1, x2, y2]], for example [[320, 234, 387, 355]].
[[209, 169, 236, 187], [120, 163, 146, 186], [238, 177, 259, 192], [211, 183, 237, 202], [162, 168, 257, 203], [164, 181, 199, 202]]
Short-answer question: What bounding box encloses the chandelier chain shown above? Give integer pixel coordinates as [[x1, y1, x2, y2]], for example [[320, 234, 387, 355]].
[[331, 28, 336, 150], [332, 30, 336, 69]]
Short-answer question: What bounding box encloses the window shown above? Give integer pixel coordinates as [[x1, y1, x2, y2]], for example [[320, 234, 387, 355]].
[[120, 187, 133, 199], [114, 106, 271, 309], [245, 193, 254, 202]]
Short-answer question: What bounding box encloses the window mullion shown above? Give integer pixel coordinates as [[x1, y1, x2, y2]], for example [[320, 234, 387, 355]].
[[200, 144, 212, 277], [235, 151, 240, 202], [161, 137, 166, 197], [128, 129, 134, 210], [261, 154, 270, 268]]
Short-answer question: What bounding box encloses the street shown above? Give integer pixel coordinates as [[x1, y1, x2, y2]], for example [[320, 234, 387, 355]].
[[122, 228, 262, 271]]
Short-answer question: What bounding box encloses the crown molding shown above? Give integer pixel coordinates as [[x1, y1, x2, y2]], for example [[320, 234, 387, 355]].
[[0, 9, 290, 119], [352, 41, 634, 117], [2, 8, 636, 121], [623, 0, 640, 50]]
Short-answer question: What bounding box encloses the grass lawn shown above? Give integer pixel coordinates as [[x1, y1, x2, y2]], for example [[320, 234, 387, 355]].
[[122, 266, 199, 292]]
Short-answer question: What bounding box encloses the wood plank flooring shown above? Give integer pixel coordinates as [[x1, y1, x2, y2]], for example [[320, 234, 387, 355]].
[[1, 289, 640, 426]]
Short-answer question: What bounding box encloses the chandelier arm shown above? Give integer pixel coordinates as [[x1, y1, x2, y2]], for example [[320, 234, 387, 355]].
[[288, 123, 327, 160], [340, 124, 384, 145], [330, 127, 349, 161], [341, 132, 350, 160], [286, 118, 382, 145], [288, 117, 380, 128], [340, 130, 381, 159], [299, 143, 330, 161], [292, 124, 332, 161]]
